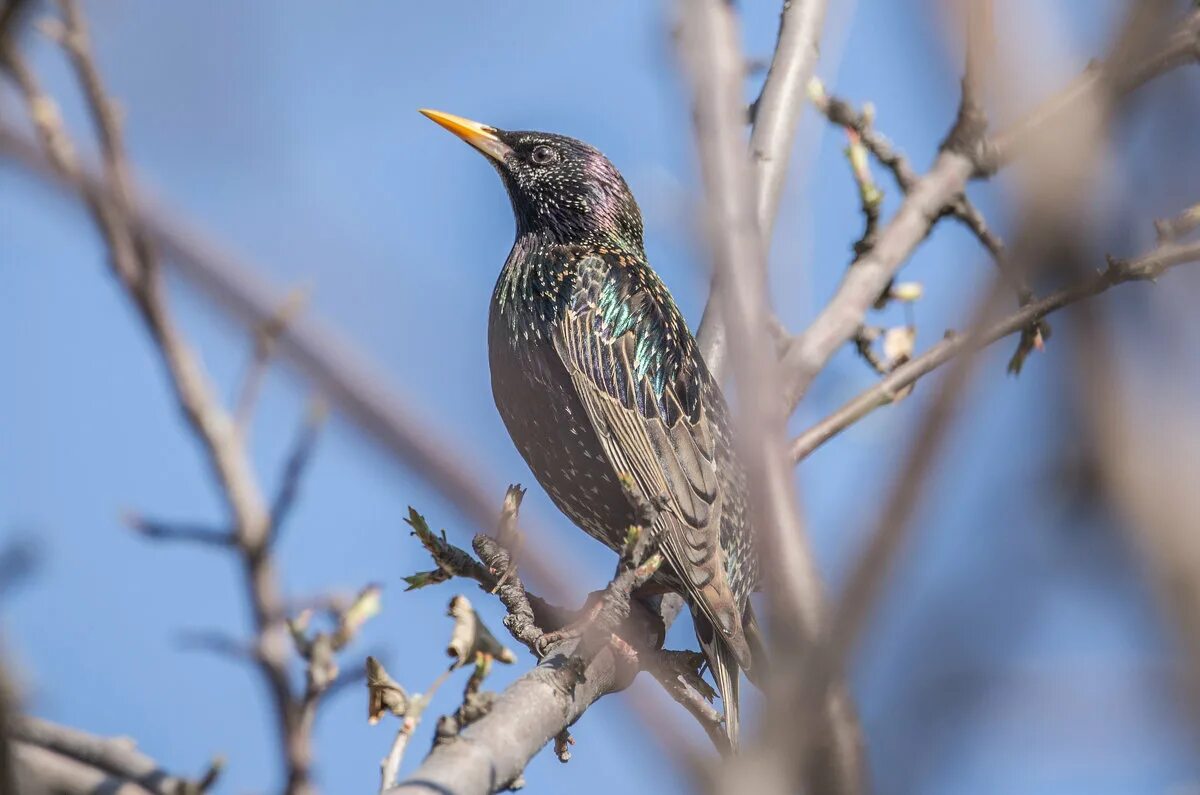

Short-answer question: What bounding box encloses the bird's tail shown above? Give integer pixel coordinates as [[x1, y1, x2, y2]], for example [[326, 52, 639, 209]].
[[694, 602, 768, 752]]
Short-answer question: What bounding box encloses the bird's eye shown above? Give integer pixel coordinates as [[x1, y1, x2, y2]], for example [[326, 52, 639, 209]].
[[530, 145, 556, 165]]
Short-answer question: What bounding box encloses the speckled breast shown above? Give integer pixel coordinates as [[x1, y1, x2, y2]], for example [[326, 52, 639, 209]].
[[488, 311, 639, 553]]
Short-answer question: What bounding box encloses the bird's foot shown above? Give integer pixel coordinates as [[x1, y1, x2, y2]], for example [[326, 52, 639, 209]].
[[534, 593, 605, 657], [533, 591, 644, 672]]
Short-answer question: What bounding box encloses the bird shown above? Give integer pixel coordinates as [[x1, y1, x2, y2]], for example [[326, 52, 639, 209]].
[[420, 109, 762, 746]]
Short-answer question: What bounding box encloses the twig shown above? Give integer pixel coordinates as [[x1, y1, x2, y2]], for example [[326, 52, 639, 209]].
[[844, 128, 883, 257], [644, 650, 728, 754], [123, 514, 233, 548], [366, 656, 450, 793], [234, 286, 309, 431], [0, 7, 345, 792], [697, 0, 829, 379], [791, 238, 1200, 461], [807, 74, 1046, 372], [807, 78, 1002, 258], [268, 399, 327, 545], [393, 492, 722, 792]]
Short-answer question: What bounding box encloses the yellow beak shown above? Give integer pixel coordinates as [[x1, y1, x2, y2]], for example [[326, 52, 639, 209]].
[[419, 109, 512, 163]]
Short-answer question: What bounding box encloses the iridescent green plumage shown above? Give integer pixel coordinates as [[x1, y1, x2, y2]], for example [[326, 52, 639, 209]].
[[424, 112, 761, 746]]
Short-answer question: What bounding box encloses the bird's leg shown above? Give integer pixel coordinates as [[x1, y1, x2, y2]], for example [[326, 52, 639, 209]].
[[534, 587, 666, 678], [534, 589, 607, 656]]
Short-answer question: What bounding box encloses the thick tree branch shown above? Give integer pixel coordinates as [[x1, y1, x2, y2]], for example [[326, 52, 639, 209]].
[[391, 509, 681, 793]]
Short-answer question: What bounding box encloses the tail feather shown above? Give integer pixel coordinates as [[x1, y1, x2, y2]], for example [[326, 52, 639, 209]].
[[709, 635, 741, 750], [694, 607, 742, 751]]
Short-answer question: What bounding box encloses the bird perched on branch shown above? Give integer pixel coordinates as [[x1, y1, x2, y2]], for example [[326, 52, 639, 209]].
[[421, 109, 762, 746]]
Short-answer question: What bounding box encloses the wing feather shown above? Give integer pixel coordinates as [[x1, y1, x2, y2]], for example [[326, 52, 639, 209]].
[[554, 255, 746, 655]]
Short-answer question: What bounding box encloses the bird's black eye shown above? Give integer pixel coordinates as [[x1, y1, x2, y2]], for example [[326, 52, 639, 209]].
[[530, 145, 556, 165]]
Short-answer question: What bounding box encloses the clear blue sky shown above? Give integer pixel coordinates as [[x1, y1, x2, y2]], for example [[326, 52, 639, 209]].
[[2, 1, 1197, 793]]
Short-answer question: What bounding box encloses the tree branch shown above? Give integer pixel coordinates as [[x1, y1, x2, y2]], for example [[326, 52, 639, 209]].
[[791, 238, 1200, 462], [679, 1, 864, 792], [778, 7, 1200, 411], [0, 7, 360, 792], [697, 0, 828, 380]]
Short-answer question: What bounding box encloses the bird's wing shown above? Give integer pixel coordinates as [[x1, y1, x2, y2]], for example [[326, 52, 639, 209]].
[[553, 253, 748, 660]]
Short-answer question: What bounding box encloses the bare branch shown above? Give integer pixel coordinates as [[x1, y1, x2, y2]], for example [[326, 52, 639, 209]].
[[0, 7, 348, 792], [124, 513, 232, 548], [778, 7, 1200, 411], [791, 238, 1200, 461], [697, 0, 828, 379]]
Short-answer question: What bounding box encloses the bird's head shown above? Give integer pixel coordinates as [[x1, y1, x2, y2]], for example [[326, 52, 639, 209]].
[[421, 109, 644, 252]]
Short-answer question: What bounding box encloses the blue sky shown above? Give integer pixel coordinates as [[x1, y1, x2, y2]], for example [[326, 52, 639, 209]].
[[2, 1, 1198, 793]]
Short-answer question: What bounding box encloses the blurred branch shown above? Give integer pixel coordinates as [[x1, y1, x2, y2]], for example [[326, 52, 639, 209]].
[[778, 6, 1200, 411], [0, 0, 29, 44], [1073, 287, 1200, 709], [268, 399, 327, 545], [697, 0, 828, 379], [791, 237, 1200, 461], [9, 717, 222, 795], [1156, 202, 1200, 243], [234, 286, 309, 432], [679, 1, 863, 792], [123, 514, 233, 548]]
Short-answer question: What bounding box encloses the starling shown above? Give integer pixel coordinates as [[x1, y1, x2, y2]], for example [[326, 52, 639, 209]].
[[421, 109, 762, 745]]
